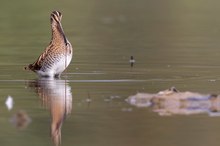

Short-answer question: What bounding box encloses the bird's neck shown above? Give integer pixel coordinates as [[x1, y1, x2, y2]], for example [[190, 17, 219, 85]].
[[51, 23, 67, 45]]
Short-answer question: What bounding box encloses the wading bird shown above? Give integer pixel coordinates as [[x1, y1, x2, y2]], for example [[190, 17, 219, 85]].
[[24, 11, 72, 78]]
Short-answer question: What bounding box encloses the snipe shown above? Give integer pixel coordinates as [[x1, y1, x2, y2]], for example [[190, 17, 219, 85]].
[[24, 11, 73, 78]]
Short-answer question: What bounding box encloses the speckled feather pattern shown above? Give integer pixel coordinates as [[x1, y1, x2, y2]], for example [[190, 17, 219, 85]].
[[25, 11, 73, 77]]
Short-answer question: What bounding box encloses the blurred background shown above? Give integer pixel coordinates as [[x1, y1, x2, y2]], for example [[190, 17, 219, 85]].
[[1, 0, 220, 146]]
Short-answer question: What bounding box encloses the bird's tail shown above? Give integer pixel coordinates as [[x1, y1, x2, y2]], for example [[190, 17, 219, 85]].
[[23, 64, 33, 71]]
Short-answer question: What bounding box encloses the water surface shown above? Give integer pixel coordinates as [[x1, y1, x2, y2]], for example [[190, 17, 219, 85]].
[[1, 0, 220, 146]]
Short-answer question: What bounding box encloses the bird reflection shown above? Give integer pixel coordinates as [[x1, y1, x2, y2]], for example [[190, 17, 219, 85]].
[[28, 78, 72, 146]]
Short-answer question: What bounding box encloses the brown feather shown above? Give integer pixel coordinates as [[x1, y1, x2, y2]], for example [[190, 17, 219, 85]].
[[24, 11, 72, 77]]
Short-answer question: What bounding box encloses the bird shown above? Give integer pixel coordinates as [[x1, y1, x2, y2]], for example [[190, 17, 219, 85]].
[[129, 56, 135, 67], [24, 11, 73, 78]]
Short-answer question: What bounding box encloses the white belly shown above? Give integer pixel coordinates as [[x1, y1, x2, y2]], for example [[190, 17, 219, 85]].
[[37, 54, 72, 77], [55, 54, 72, 74]]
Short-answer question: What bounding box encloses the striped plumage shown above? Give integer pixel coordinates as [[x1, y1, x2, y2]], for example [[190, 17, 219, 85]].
[[24, 11, 73, 78]]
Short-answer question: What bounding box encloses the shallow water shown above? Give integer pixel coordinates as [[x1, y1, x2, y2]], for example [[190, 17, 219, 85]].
[[1, 0, 220, 146]]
